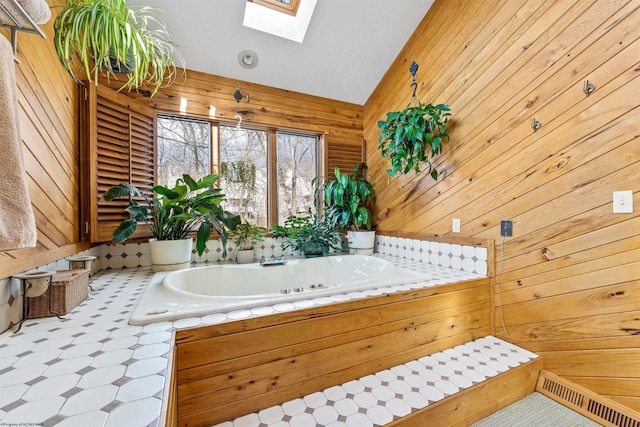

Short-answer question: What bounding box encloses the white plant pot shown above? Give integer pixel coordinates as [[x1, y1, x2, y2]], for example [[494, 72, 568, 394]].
[[16, 271, 54, 297], [66, 255, 96, 275], [347, 230, 376, 255], [149, 238, 193, 272], [236, 249, 255, 264]]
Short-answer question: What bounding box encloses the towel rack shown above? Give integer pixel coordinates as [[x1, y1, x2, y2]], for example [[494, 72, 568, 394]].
[[0, 0, 46, 62]]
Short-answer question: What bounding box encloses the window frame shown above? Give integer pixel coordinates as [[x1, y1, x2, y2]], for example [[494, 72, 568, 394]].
[[250, 0, 300, 16]]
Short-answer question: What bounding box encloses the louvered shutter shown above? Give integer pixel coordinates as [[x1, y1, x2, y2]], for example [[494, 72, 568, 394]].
[[326, 138, 364, 177], [80, 85, 156, 243]]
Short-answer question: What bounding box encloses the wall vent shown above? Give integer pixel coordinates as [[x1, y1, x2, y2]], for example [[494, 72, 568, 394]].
[[537, 370, 640, 427]]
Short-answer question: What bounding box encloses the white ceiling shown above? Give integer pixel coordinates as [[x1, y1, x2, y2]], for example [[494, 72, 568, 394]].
[[133, 0, 434, 105]]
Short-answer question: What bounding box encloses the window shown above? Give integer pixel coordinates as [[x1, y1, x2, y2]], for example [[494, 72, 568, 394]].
[[157, 116, 210, 187], [243, 0, 313, 43], [276, 131, 318, 224], [251, 0, 300, 16], [156, 118, 319, 227], [219, 126, 268, 227], [85, 87, 361, 243]]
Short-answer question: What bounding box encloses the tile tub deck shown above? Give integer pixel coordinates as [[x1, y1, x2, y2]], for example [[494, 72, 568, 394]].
[[0, 255, 487, 426]]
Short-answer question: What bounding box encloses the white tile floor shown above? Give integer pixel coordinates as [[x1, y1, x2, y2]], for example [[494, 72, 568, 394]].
[[0, 255, 491, 427], [0, 269, 161, 427]]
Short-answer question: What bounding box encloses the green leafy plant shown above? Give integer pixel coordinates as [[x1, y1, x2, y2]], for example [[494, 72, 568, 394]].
[[103, 173, 241, 256], [377, 102, 451, 179], [271, 209, 342, 257], [319, 162, 375, 231], [229, 221, 267, 251], [53, 0, 185, 96]]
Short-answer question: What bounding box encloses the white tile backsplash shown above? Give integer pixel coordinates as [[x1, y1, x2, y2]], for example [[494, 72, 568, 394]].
[[376, 235, 488, 276]]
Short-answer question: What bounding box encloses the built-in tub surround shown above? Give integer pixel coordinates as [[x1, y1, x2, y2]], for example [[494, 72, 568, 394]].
[[0, 234, 493, 425], [0, 235, 491, 334], [130, 255, 433, 325]]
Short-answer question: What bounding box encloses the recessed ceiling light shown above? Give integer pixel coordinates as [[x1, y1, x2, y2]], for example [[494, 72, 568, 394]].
[[238, 50, 259, 69]]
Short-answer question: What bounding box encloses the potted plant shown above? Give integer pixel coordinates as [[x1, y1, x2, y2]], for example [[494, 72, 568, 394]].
[[229, 221, 267, 264], [103, 173, 241, 271], [378, 101, 451, 179], [271, 209, 342, 258], [319, 162, 376, 255], [53, 0, 185, 96]]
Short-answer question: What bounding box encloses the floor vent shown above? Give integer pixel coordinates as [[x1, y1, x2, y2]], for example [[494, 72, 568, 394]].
[[537, 370, 640, 427]]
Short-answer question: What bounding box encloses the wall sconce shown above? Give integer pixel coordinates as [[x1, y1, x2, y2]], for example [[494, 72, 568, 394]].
[[583, 80, 595, 94], [234, 87, 250, 103], [531, 118, 541, 130]]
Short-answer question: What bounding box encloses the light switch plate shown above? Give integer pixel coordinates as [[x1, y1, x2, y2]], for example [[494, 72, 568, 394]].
[[452, 218, 461, 233], [613, 190, 633, 214]]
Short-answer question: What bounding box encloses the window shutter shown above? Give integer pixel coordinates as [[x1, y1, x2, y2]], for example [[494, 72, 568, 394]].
[[326, 138, 364, 177], [80, 85, 157, 243]]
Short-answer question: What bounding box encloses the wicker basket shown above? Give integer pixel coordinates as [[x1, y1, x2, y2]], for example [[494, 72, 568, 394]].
[[27, 270, 89, 319]]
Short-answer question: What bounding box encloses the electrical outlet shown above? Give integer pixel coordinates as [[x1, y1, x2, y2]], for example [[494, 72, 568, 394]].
[[452, 218, 461, 233], [500, 220, 513, 237], [613, 190, 633, 213]]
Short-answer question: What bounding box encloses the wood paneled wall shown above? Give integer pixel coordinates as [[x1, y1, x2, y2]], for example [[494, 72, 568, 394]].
[[0, 2, 87, 280], [100, 68, 365, 178], [364, 0, 640, 410]]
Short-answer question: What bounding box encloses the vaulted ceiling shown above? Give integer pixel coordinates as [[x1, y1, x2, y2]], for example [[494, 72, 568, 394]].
[[132, 0, 434, 105]]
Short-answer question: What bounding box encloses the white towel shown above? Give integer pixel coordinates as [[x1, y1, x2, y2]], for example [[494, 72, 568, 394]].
[[0, 36, 37, 251], [0, 0, 50, 26]]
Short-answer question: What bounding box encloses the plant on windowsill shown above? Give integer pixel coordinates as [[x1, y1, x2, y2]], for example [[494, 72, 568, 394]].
[[53, 0, 185, 96], [271, 209, 342, 258], [229, 221, 267, 264], [377, 60, 451, 180], [317, 162, 376, 255], [103, 173, 241, 271]]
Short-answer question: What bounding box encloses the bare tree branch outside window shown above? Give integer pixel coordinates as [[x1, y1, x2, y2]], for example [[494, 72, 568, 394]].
[[277, 132, 317, 225], [157, 116, 210, 187]]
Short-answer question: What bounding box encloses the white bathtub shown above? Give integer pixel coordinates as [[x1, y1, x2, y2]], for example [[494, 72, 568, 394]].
[[129, 255, 431, 325]]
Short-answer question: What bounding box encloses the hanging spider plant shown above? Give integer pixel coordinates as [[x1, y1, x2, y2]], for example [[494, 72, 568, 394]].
[[53, 0, 185, 96]]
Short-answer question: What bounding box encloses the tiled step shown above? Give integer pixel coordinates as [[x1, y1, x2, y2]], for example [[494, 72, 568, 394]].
[[213, 336, 542, 427]]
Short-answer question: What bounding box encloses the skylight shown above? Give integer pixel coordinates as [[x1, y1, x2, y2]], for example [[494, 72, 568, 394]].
[[251, 0, 300, 16], [243, 0, 317, 43]]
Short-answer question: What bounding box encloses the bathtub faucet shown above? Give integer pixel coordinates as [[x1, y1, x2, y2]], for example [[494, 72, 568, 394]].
[[259, 255, 287, 266]]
